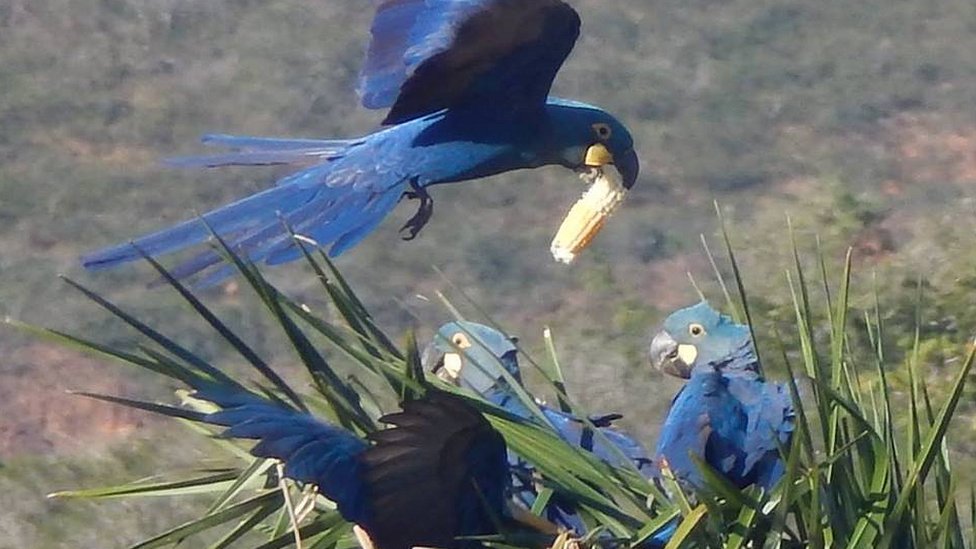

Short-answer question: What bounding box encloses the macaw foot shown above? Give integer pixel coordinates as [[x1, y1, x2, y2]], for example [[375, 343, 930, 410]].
[[399, 183, 434, 241], [587, 413, 624, 428]]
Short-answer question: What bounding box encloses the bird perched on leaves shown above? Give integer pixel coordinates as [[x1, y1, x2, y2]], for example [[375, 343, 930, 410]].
[[425, 321, 654, 533], [82, 0, 640, 283], [649, 302, 795, 491]]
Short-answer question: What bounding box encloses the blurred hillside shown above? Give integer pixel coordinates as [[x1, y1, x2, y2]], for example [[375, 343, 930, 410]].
[[2, 0, 976, 546]]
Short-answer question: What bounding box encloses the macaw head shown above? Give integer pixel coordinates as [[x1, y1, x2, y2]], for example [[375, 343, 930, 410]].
[[649, 301, 753, 379], [545, 98, 640, 190], [423, 321, 521, 395]]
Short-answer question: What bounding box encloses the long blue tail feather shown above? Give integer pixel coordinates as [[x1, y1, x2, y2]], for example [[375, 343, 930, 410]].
[[80, 182, 319, 270], [166, 150, 337, 168], [165, 134, 361, 168], [81, 166, 407, 283], [200, 134, 363, 151]]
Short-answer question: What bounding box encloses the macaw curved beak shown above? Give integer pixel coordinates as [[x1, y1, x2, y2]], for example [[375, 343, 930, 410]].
[[649, 331, 695, 379], [616, 148, 640, 190], [584, 145, 640, 189]]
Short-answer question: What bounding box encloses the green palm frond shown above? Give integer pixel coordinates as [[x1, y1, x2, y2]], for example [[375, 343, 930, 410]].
[[6, 219, 974, 548]]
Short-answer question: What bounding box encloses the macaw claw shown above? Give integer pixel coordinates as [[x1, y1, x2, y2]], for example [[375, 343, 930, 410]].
[[399, 183, 434, 241]]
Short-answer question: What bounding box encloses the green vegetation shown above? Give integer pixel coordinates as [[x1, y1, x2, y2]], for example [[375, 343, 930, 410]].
[[4, 0, 976, 546], [14, 236, 974, 548]]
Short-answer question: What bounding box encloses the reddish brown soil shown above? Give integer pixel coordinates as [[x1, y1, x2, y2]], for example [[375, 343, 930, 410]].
[[0, 343, 150, 458], [888, 113, 976, 185]]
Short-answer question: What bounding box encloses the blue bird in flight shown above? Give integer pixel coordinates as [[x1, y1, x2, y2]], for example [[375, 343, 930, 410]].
[[82, 0, 640, 282], [649, 302, 795, 492], [189, 386, 510, 549]]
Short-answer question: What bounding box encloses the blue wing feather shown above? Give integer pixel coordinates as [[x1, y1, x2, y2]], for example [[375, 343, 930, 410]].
[[655, 368, 794, 491], [362, 392, 509, 549], [359, 0, 581, 124], [359, 0, 476, 110], [190, 386, 371, 525]]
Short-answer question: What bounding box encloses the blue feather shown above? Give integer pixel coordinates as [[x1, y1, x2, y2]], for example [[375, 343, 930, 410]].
[[359, 0, 474, 110], [165, 135, 362, 168], [431, 321, 654, 534], [200, 134, 363, 151], [654, 345, 794, 491], [359, 0, 581, 124], [81, 154, 408, 282], [192, 395, 371, 524], [82, 0, 639, 280]]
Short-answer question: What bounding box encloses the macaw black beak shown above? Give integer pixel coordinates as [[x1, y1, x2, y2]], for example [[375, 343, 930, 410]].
[[649, 330, 693, 379], [616, 148, 639, 190]]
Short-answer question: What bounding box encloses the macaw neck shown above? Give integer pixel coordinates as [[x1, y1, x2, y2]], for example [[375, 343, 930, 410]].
[[403, 105, 553, 185]]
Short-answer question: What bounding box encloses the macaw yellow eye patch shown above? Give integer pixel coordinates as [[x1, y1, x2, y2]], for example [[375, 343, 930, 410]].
[[442, 353, 463, 379], [677, 344, 698, 366], [550, 166, 627, 264]]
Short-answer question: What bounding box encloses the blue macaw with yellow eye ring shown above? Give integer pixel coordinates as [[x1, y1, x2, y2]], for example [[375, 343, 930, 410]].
[[81, 0, 640, 283], [649, 302, 795, 492], [424, 320, 654, 534]]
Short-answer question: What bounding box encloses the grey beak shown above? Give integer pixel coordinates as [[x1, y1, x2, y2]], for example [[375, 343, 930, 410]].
[[649, 331, 691, 379]]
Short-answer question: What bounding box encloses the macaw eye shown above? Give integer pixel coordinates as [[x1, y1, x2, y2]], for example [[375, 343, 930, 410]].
[[452, 332, 472, 349], [592, 123, 612, 141], [689, 323, 706, 337]]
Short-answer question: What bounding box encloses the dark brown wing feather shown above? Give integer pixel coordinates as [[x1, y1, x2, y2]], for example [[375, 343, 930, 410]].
[[360, 391, 509, 549], [359, 0, 581, 125]]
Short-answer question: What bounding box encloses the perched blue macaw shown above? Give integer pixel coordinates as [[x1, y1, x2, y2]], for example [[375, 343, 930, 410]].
[[424, 321, 654, 533], [81, 0, 640, 282], [190, 385, 510, 549], [649, 302, 795, 491]]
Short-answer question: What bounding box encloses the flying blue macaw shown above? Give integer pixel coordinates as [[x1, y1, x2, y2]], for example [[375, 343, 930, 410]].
[[189, 384, 511, 549], [81, 0, 640, 282], [424, 321, 654, 533], [162, 377, 584, 549], [648, 302, 795, 492]]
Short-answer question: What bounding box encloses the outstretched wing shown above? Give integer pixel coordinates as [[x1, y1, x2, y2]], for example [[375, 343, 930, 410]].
[[359, 0, 581, 125], [193, 385, 372, 525], [362, 392, 509, 549]]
